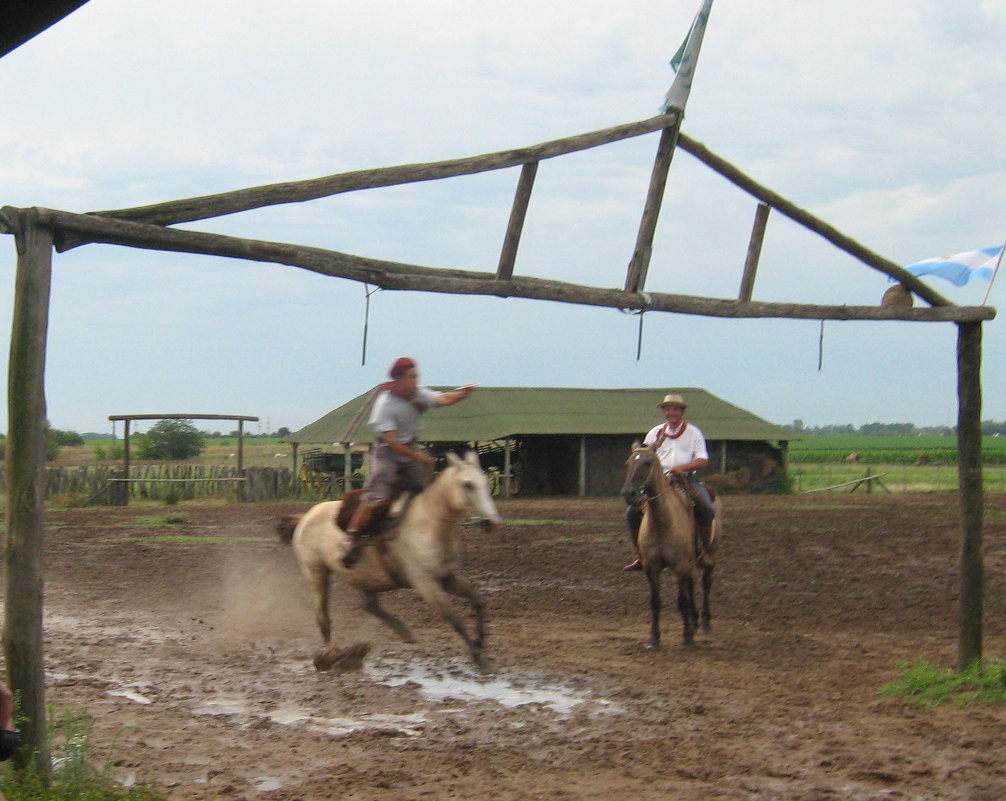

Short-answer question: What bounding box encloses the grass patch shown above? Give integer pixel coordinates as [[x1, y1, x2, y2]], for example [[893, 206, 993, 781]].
[[880, 658, 1006, 707], [100, 535, 227, 545], [106, 513, 188, 528], [504, 519, 591, 525], [0, 705, 162, 801]]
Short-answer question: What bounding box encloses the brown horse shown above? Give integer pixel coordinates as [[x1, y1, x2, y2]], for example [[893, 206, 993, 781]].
[[621, 442, 722, 649], [277, 451, 501, 672]]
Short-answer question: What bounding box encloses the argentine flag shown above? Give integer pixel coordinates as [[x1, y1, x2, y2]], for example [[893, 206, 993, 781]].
[[905, 246, 1003, 287], [661, 0, 713, 113]]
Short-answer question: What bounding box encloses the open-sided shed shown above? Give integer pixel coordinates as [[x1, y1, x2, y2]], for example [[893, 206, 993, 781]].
[[286, 387, 796, 496]]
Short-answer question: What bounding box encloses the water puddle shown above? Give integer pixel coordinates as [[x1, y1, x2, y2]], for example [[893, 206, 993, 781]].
[[369, 656, 605, 714], [107, 686, 154, 705], [45, 612, 619, 746]]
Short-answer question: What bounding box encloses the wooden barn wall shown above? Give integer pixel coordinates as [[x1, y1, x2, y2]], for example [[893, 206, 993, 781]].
[[513, 434, 787, 496]]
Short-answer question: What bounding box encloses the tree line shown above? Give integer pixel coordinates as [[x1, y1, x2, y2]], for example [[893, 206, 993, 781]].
[[784, 420, 1006, 437]]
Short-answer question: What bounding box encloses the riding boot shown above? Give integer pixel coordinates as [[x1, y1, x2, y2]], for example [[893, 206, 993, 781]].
[[623, 506, 643, 571], [342, 501, 378, 568], [696, 524, 714, 568]]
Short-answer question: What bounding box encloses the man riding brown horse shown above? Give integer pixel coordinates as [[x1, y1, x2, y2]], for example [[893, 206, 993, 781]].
[[623, 393, 716, 570]]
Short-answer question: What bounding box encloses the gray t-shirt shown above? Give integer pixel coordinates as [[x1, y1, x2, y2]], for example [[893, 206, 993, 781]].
[[368, 387, 439, 443]]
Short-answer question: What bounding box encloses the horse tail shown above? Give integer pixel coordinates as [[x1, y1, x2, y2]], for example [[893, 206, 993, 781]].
[[277, 514, 303, 544]]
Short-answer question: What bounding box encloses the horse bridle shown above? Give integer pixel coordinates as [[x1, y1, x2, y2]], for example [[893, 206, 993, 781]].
[[625, 451, 690, 509]]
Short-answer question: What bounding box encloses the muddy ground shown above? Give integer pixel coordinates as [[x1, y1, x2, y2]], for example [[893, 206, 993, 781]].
[[9, 493, 1006, 800]]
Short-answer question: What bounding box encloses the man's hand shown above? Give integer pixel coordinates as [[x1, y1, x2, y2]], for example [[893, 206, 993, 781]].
[[414, 450, 435, 465]]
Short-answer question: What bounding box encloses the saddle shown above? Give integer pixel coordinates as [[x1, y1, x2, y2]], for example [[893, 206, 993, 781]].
[[667, 473, 717, 508], [667, 474, 716, 558], [336, 489, 411, 539]]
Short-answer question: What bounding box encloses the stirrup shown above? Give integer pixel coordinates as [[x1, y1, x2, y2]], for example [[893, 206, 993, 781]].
[[341, 539, 366, 568]]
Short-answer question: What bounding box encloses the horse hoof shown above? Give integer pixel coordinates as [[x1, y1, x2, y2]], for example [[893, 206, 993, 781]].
[[313, 647, 337, 671], [473, 653, 494, 674], [646, 641, 661, 651], [313, 641, 371, 672]]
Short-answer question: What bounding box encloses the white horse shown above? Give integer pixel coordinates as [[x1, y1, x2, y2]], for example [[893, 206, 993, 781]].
[[278, 450, 502, 672]]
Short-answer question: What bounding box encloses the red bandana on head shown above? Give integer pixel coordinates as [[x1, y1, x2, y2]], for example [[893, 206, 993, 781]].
[[383, 357, 417, 394]]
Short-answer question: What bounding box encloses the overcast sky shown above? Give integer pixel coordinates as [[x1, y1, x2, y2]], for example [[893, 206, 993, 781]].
[[2, 0, 1005, 436]]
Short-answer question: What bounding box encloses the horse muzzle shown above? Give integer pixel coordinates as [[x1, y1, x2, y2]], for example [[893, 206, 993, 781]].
[[621, 488, 645, 506], [465, 516, 499, 531]]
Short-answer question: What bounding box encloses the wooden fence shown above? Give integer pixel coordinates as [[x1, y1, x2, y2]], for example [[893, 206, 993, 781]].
[[0, 465, 298, 503]]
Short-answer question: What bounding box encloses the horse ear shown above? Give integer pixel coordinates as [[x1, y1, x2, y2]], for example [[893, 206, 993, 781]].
[[446, 452, 463, 468], [631, 440, 643, 450], [464, 450, 480, 467]]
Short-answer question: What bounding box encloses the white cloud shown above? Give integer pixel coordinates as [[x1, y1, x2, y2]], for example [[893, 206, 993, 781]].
[[2, 0, 1005, 432]]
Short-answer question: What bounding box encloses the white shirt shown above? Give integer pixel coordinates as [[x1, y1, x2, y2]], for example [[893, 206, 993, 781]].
[[643, 421, 709, 475], [368, 386, 439, 443]]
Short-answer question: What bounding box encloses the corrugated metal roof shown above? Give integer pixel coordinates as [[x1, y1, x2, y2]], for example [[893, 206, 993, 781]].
[[286, 387, 796, 445]]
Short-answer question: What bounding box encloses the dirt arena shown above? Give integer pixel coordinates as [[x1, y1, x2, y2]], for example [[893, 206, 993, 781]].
[[14, 493, 1006, 800]]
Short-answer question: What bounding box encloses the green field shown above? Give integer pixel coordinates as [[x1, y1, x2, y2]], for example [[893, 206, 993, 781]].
[[789, 434, 1006, 464], [787, 434, 1006, 493]]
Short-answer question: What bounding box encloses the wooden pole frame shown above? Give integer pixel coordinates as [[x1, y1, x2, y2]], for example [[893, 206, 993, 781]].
[[0, 117, 996, 771], [107, 413, 258, 506], [956, 322, 984, 669], [3, 209, 53, 778]]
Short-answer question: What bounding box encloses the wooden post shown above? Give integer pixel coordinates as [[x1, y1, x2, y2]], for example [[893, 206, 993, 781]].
[[3, 211, 53, 779], [237, 419, 245, 473], [624, 116, 681, 293], [497, 161, 538, 283], [957, 321, 984, 669], [237, 419, 246, 500], [122, 419, 131, 506], [578, 435, 587, 497], [503, 438, 512, 498], [739, 202, 770, 301], [343, 443, 352, 495]]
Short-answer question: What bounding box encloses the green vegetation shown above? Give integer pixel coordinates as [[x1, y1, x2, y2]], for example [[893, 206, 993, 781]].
[[136, 420, 204, 460], [789, 434, 1006, 465], [0, 706, 161, 801], [880, 659, 1006, 707]]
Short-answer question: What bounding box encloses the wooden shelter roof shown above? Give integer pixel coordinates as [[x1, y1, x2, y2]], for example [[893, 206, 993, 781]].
[[285, 386, 797, 446]]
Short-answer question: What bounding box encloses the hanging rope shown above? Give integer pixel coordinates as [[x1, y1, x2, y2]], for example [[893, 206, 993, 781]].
[[619, 292, 653, 361], [817, 320, 825, 371], [360, 284, 381, 366]]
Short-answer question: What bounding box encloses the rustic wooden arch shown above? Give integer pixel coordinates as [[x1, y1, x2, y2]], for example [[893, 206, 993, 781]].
[[108, 413, 259, 505], [1, 110, 996, 769]]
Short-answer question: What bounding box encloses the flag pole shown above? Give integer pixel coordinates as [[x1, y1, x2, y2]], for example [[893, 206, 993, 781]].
[[980, 238, 1006, 305]]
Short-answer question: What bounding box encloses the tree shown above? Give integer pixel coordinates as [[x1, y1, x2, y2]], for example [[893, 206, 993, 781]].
[[136, 419, 205, 460], [48, 428, 84, 446]]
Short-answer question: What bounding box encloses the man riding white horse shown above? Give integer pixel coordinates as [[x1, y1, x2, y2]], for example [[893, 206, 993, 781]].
[[623, 393, 716, 571], [341, 357, 477, 568]]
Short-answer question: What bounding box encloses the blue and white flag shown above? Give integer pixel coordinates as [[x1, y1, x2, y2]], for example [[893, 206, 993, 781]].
[[661, 0, 713, 113], [905, 246, 1003, 287]]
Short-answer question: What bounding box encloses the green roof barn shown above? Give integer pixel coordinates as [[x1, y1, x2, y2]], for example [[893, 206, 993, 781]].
[[287, 387, 796, 496]]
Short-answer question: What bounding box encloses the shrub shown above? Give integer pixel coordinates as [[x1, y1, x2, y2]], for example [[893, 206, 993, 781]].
[[136, 420, 204, 460]]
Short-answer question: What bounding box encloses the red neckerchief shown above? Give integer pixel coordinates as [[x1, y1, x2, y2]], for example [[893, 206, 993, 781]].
[[655, 421, 687, 448]]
